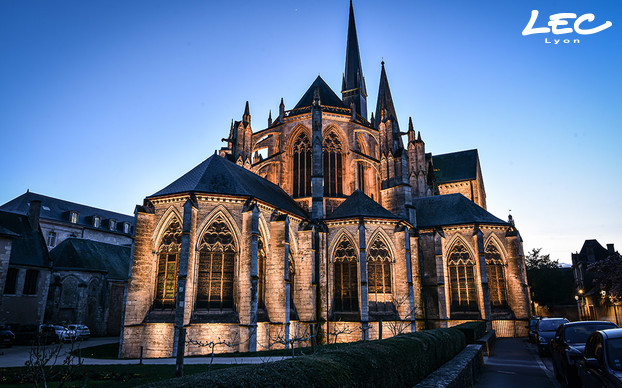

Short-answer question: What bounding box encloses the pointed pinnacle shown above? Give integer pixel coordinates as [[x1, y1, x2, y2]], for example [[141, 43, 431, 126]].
[[244, 101, 250, 116], [280, 97, 284, 106], [408, 117, 414, 131], [268, 109, 272, 119], [417, 131, 421, 141]]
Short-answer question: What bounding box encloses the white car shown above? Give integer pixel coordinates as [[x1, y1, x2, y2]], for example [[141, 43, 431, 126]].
[[56, 326, 77, 342], [67, 324, 90, 340]]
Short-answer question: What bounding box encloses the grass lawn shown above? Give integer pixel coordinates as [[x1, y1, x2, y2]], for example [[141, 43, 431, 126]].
[[76, 340, 356, 359], [0, 364, 239, 387]]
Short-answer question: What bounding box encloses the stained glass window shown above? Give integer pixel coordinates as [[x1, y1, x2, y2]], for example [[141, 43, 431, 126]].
[[485, 243, 508, 308], [196, 216, 237, 311], [323, 131, 343, 197], [333, 237, 358, 312], [292, 132, 312, 198], [155, 218, 182, 308], [448, 241, 478, 312]]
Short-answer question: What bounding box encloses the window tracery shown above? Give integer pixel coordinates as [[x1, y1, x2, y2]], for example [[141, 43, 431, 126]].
[[292, 132, 312, 198], [333, 237, 358, 312], [323, 131, 343, 197], [155, 218, 182, 308], [448, 240, 478, 312], [196, 216, 237, 311], [485, 243, 508, 308]]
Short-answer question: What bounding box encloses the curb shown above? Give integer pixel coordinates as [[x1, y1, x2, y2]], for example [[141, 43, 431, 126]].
[[415, 344, 484, 388]]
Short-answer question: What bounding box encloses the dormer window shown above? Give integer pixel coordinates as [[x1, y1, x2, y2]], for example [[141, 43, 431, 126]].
[[109, 219, 117, 231], [70, 211, 79, 224], [94, 216, 101, 228], [123, 222, 131, 234]]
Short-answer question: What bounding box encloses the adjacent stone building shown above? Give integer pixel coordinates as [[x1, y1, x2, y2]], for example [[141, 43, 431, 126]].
[[1, 192, 134, 335], [0, 209, 51, 329], [121, 2, 531, 358]]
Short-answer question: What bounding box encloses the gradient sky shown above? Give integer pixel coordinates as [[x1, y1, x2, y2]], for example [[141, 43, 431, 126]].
[[1, 0, 620, 264]]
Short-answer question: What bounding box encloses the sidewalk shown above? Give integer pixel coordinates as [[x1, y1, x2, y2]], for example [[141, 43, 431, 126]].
[[0, 337, 287, 367]]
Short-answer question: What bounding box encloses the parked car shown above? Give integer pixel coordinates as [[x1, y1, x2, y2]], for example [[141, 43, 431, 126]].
[[578, 328, 622, 388], [536, 317, 569, 355], [551, 320, 618, 387], [67, 324, 90, 340], [38, 324, 76, 344], [0, 328, 15, 347], [528, 316, 541, 343]]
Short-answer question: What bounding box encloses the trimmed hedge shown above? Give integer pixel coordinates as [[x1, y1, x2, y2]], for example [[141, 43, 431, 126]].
[[453, 321, 487, 344], [142, 328, 467, 388]]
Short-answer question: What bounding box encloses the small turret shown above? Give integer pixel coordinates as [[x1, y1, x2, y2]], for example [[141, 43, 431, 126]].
[[279, 98, 285, 122], [268, 110, 272, 127], [243, 101, 251, 127]]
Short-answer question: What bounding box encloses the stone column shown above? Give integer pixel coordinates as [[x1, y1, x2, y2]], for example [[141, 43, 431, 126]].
[[172, 199, 197, 357], [282, 217, 292, 347], [403, 227, 416, 332], [434, 230, 448, 327], [474, 227, 492, 331], [311, 89, 324, 221], [248, 205, 260, 351], [358, 220, 369, 340], [506, 227, 531, 320]]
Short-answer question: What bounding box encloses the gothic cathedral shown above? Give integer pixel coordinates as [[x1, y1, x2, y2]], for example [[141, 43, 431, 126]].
[[121, 2, 531, 358]]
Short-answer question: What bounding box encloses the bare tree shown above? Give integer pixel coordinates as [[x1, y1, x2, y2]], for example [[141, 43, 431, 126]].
[[326, 320, 360, 344], [385, 294, 416, 337], [186, 332, 246, 372], [268, 323, 315, 357], [25, 334, 82, 388]]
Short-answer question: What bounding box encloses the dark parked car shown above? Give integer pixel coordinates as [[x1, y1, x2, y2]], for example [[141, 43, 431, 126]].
[[536, 317, 569, 355], [578, 328, 622, 388], [551, 321, 618, 387], [528, 316, 541, 343], [0, 329, 15, 347]]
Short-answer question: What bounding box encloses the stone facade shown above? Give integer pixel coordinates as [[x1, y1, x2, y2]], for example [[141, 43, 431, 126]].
[[121, 2, 530, 358]]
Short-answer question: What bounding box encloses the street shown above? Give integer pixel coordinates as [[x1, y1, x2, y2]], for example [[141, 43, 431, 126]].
[[476, 338, 562, 388]]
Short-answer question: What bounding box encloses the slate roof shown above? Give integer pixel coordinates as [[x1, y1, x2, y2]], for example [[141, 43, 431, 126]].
[[412, 194, 508, 228], [294, 76, 348, 110], [433, 149, 479, 183], [577, 240, 611, 261], [150, 154, 308, 219], [326, 190, 401, 220], [50, 238, 131, 280], [0, 210, 50, 268], [0, 191, 134, 234]]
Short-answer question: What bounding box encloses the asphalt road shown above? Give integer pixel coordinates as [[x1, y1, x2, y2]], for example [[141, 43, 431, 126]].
[[476, 338, 562, 388]]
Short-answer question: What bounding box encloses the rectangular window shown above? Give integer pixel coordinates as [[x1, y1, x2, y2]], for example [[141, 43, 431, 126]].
[[4, 268, 18, 294], [109, 219, 117, 231], [123, 222, 130, 234], [94, 216, 101, 228], [47, 231, 57, 248], [23, 269, 39, 295], [70, 211, 79, 223]]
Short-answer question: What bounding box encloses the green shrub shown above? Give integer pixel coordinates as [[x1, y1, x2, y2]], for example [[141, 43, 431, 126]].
[[453, 321, 487, 344], [142, 327, 467, 388]]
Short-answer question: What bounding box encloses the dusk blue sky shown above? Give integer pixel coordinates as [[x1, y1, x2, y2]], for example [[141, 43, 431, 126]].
[[1, 0, 620, 263]]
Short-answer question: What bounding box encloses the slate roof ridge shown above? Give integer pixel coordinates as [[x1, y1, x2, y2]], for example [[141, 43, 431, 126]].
[[326, 189, 401, 220], [149, 154, 308, 219], [432, 149, 480, 183], [51, 237, 131, 280], [294, 76, 348, 110], [411, 193, 508, 228], [0, 191, 134, 223]]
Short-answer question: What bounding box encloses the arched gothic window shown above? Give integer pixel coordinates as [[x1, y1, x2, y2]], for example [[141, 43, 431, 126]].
[[288, 249, 297, 318], [368, 237, 392, 313], [333, 237, 358, 312], [368, 238, 392, 295], [448, 241, 478, 312], [485, 243, 508, 309], [155, 218, 182, 308], [356, 163, 366, 194], [292, 132, 312, 198], [323, 131, 343, 197], [196, 216, 237, 311], [257, 236, 266, 309]]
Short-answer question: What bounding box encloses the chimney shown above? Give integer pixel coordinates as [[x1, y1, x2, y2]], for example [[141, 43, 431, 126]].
[[28, 200, 42, 230], [607, 243, 615, 254]]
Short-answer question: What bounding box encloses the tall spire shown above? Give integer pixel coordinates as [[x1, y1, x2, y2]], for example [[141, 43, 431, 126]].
[[341, 0, 367, 120], [374, 61, 399, 132], [243, 101, 251, 126]]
